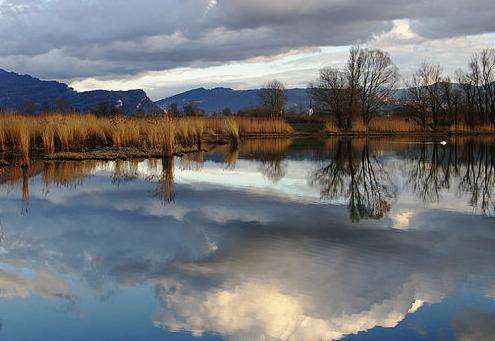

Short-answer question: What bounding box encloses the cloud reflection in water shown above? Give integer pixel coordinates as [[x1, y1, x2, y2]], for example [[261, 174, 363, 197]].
[[0, 137, 494, 340]]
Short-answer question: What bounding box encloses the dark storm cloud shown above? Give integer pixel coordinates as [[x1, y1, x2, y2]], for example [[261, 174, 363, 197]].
[[0, 0, 494, 79]]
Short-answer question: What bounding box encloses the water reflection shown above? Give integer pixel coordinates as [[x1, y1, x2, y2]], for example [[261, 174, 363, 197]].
[[405, 137, 495, 215], [311, 139, 397, 222], [2, 137, 495, 220], [158, 158, 175, 203], [0, 137, 494, 340], [112, 160, 140, 185], [210, 139, 292, 180]]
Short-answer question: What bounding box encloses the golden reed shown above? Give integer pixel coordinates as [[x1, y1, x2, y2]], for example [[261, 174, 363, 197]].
[[0, 113, 293, 165], [324, 116, 495, 135]]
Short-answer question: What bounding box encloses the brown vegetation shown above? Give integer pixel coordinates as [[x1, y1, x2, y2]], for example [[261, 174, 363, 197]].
[[0, 113, 293, 165], [324, 116, 495, 135], [311, 46, 495, 133], [325, 117, 422, 134]]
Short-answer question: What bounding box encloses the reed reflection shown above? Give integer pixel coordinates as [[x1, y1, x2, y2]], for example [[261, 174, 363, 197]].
[[21, 168, 29, 214], [0, 162, 44, 213], [211, 138, 292, 181], [112, 160, 139, 185], [179, 151, 204, 171], [42, 160, 100, 188], [158, 158, 175, 203]]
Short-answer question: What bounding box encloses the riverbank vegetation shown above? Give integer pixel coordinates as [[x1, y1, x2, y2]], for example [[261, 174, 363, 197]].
[[309, 47, 495, 132], [322, 116, 495, 135], [222, 46, 495, 134], [0, 114, 293, 166]]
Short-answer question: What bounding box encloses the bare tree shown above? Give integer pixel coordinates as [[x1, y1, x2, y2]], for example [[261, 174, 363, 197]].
[[310, 46, 398, 129], [440, 77, 462, 126], [456, 69, 477, 126], [55, 98, 69, 113], [467, 49, 495, 124], [358, 48, 399, 125], [258, 80, 287, 117], [346, 46, 364, 129], [22, 100, 37, 115], [310, 68, 350, 129], [167, 103, 180, 116], [405, 62, 444, 129]]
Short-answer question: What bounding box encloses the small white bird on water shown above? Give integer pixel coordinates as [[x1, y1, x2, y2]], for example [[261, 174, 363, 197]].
[[440, 141, 447, 146]]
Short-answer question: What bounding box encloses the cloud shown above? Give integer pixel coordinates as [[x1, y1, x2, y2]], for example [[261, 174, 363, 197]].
[[0, 269, 72, 300], [0, 0, 494, 84]]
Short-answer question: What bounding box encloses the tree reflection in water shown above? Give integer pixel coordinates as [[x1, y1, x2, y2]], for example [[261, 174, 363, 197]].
[[407, 142, 454, 203], [1, 137, 495, 218], [311, 138, 397, 222], [407, 138, 495, 215], [311, 137, 495, 220]]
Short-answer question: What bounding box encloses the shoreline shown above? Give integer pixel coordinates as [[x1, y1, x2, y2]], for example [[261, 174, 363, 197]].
[[1, 131, 495, 166], [323, 131, 495, 137], [2, 113, 495, 166]]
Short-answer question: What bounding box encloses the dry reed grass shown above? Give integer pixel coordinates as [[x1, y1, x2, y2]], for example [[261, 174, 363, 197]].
[[325, 117, 424, 134], [0, 113, 293, 165], [325, 117, 495, 135], [448, 123, 495, 134], [368, 117, 422, 133]]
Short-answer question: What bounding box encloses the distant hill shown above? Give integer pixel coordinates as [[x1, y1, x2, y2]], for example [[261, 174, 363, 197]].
[[157, 85, 473, 114], [156, 87, 311, 113], [0, 68, 159, 115]]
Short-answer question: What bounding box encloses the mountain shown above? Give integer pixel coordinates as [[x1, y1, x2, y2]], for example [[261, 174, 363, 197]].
[[0, 68, 159, 115], [156, 87, 311, 113]]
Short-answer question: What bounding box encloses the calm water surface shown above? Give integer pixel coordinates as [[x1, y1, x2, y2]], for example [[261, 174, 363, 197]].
[[0, 137, 494, 340]]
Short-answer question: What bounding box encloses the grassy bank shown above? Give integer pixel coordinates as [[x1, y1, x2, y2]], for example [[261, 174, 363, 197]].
[[0, 113, 293, 166], [322, 117, 495, 136], [3, 113, 495, 167]]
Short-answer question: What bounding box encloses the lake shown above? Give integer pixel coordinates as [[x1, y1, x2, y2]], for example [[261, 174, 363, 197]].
[[0, 137, 494, 340]]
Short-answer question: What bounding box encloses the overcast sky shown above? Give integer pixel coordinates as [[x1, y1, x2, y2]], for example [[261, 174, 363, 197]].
[[0, 0, 494, 99]]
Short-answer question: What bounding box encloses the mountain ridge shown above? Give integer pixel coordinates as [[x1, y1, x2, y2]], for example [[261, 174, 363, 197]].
[[0, 68, 159, 115], [156, 87, 311, 113]]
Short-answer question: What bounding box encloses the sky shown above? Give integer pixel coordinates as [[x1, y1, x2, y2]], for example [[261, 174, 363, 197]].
[[0, 0, 494, 99]]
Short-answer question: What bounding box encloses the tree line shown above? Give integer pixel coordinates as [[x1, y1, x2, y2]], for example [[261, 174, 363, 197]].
[[212, 46, 494, 129], [310, 46, 495, 130]]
